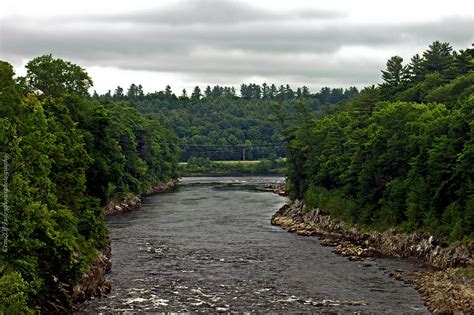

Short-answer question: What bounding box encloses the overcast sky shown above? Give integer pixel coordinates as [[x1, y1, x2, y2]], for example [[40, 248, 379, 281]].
[[1, 0, 473, 94]]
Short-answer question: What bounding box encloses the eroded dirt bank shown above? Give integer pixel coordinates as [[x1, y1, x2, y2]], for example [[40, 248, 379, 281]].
[[271, 200, 474, 314]]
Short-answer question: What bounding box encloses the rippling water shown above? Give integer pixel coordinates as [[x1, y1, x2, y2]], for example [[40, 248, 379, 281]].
[[77, 176, 428, 313]]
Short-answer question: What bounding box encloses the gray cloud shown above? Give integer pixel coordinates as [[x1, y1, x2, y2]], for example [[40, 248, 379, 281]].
[[87, 0, 344, 25], [1, 0, 473, 90]]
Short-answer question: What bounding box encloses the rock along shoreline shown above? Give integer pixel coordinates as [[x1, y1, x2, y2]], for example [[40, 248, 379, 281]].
[[271, 200, 474, 314], [105, 179, 178, 215], [72, 180, 178, 311]]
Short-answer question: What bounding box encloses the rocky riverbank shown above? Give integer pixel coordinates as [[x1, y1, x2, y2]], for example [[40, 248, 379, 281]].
[[263, 182, 289, 196], [105, 180, 178, 215], [72, 244, 112, 305], [40, 245, 112, 314], [271, 201, 474, 314], [69, 180, 178, 312]]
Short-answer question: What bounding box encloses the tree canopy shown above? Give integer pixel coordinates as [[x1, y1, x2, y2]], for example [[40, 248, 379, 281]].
[[96, 83, 359, 162], [283, 42, 473, 243], [0, 56, 179, 313], [19, 54, 93, 98]]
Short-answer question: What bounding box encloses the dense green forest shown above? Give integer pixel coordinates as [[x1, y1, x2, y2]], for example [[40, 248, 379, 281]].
[[0, 54, 358, 313], [0, 55, 179, 313], [96, 81, 358, 161], [1, 41, 471, 312], [283, 42, 473, 243]]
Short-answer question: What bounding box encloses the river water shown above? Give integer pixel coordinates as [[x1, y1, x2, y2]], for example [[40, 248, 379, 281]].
[[77, 176, 428, 313]]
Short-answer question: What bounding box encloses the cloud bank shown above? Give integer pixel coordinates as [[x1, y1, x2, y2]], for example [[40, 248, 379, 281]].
[[1, 0, 473, 91]]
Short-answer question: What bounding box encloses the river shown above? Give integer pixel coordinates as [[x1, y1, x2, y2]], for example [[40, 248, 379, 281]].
[[77, 176, 428, 313]]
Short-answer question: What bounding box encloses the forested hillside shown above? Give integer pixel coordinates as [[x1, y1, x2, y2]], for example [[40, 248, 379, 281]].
[[0, 55, 179, 312], [97, 83, 358, 161], [284, 42, 473, 243], [2, 41, 470, 313]]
